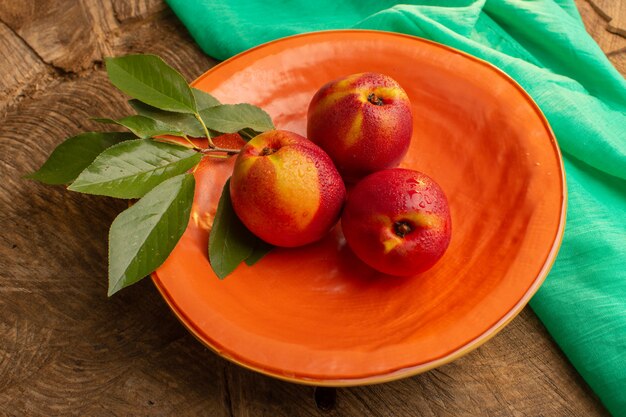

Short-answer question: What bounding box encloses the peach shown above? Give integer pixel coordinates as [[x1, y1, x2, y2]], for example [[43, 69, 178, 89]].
[[341, 169, 451, 276], [230, 130, 346, 247], [307, 72, 413, 181]]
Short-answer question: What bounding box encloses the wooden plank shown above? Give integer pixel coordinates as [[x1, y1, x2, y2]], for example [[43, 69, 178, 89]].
[[575, 0, 626, 74], [0, 0, 621, 416], [0, 4, 227, 415], [112, 0, 167, 22], [0, 21, 50, 113], [583, 0, 626, 37], [0, 0, 116, 73]]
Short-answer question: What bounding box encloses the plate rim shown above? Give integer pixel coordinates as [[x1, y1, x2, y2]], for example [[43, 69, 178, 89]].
[[151, 29, 567, 386]]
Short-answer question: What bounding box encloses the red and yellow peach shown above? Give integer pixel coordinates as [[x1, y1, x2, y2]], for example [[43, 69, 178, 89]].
[[307, 72, 413, 181], [230, 130, 346, 247], [341, 168, 451, 275]]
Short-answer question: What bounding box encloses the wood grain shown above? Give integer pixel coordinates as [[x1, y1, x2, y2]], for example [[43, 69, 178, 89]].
[[0, 20, 50, 113], [579, 0, 626, 74], [112, 0, 167, 22], [585, 0, 626, 37], [0, 1, 620, 415]]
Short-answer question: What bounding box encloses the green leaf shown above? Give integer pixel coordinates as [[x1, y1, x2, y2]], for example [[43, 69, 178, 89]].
[[68, 139, 201, 198], [108, 173, 195, 296], [209, 178, 272, 279], [199, 104, 274, 134], [94, 115, 186, 139], [129, 99, 205, 137], [129, 94, 261, 142], [244, 240, 273, 266], [238, 128, 260, 143], [192, 88, 220, 110], [105, 54, 196, 114], [127, 89, 220, 138], [25, 132, 135, 185]]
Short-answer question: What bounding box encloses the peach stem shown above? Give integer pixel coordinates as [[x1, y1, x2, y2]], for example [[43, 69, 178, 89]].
[[367, 93, 384, 106], [393, 221, 412, 237]]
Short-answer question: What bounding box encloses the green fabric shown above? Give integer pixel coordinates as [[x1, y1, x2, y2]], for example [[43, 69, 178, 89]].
[[166, 0, 626, 414]]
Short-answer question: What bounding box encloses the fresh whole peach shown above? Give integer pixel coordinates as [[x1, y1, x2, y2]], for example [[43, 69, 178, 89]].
[[341, 168, 451, 276], [307, 72, 413, 181], [230, 130, 346, 247]]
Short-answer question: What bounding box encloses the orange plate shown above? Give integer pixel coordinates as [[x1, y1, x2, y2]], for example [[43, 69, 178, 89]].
[[152, 30, 566, 386]]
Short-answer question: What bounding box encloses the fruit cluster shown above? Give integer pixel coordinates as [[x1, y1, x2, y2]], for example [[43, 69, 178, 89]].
[[230, 73, 452, 276]]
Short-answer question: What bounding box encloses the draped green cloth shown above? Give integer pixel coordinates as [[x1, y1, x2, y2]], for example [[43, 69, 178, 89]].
[[165, 0, 626, 414]]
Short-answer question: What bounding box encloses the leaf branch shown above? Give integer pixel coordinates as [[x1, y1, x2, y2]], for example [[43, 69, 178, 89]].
[[199, 146, 240, 155], [195, 112, 215, 148]]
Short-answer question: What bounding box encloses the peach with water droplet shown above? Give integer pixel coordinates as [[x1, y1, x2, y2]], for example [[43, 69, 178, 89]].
[[230, 130, 346, 247], [307, 72, 413, 181], [341, 168, 451, 275]]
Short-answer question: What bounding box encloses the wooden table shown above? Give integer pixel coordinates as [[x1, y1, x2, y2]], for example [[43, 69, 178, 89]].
[[1, 1, 624, 415]]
